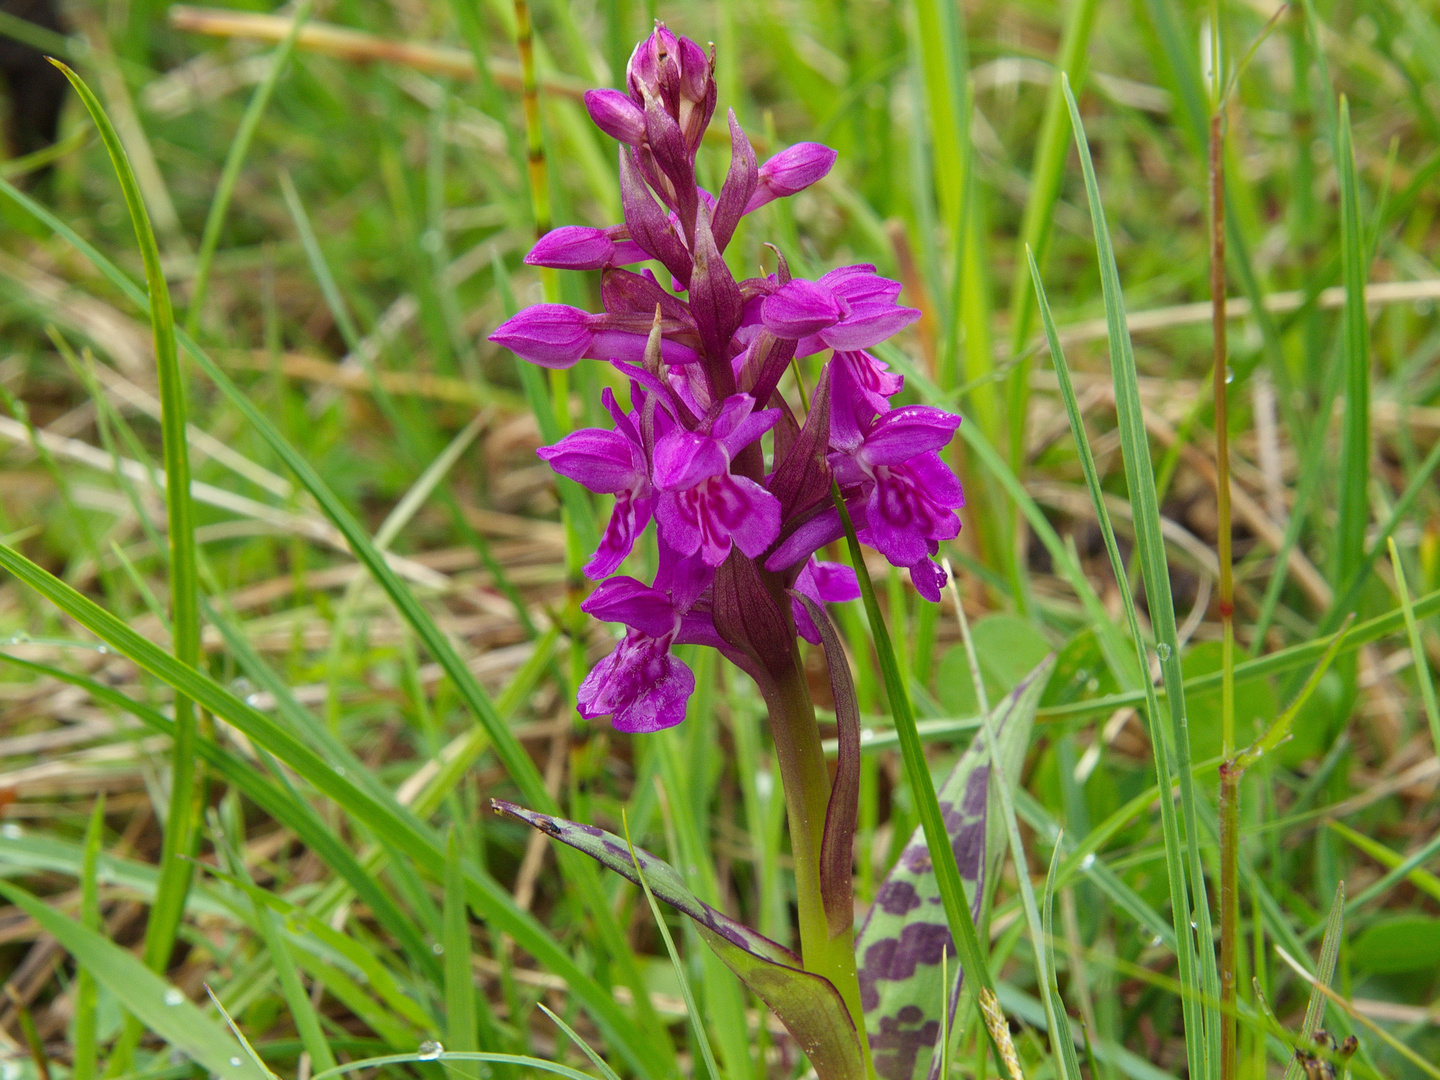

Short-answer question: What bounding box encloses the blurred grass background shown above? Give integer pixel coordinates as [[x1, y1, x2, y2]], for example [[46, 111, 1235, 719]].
[[0, 0, 1438, 1076]]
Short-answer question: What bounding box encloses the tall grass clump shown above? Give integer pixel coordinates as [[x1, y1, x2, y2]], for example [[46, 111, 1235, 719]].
[[0, 1, 1438, 1079]]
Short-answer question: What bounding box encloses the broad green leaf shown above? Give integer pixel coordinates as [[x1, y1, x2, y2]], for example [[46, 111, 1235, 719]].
[[1351, 916, 1440, 974], [854, 658, 1052, 1080], [936, 615, 1053, 715], [0, 880, 269, 1080], [493, 801, 866, 1080]]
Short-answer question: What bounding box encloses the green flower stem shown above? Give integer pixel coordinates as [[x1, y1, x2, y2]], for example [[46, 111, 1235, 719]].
[[767, 652, 868, 1048]]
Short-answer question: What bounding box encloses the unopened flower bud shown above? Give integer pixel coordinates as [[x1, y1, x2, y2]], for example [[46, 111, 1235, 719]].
[[488, 304, 594, 368], [585, 89, 647, 145], [744, 143, 838, 214]]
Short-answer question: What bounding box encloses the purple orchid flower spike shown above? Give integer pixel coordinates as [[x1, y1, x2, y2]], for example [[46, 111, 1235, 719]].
[[653, 393, 782, 566], [494, 22, 971, 1080]]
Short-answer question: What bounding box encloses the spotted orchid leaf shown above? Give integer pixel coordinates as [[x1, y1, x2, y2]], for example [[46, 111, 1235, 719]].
[[492, 801, 867, 1080], [855, 657, 1053, 1080]]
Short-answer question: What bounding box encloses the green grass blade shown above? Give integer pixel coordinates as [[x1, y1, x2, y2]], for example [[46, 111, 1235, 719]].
[[235, 861, 339, 1074], [445, 827, 481, 1075], [50, 59, 204, 991], [964, 578, 1070, 1075], [279, 169, 362, 352], [186, 0, 315, 335], [311, 1050, 609, 1080], [1331, 98, 1371, 593], [1005, 0, 1101, 467], [622, 811, 723, 1080], [1056, 83, 1221, 1080], [72, 795, 105, 1080], [538, 1003, 625, 1080], [831, 485, 998, 1036], [1280, 884, 1343, 1080], [0, 880, 269, 1080], [1386, 538, 1440, 754]]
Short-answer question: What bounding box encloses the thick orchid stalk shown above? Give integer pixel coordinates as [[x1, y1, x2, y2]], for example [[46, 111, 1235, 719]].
[[490, 21, 965, 1051]]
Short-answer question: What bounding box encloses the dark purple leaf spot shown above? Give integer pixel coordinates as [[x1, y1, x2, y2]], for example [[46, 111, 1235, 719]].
[[875, 880, 922, 916], [869, 1010, 941, 1080], [962, 765, 989, 816], [951, 820, 984, 883]]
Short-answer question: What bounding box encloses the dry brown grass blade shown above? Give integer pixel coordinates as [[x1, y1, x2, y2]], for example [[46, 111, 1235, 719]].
[[168, 5, 588, 99]]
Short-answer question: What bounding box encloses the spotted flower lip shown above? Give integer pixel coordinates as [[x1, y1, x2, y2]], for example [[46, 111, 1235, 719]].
[[495, 23, 965, 731], [652, 394, 783, 566]]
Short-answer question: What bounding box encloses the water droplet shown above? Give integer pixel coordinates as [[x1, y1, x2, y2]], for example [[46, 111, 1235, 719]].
[[755, 771, 773, 800], [1080, 853, 1096, 871], [1074, 669, 1089, 683], [163, 988, 185, 1006], [418, 1041, 444, 1061], [1086, 677, 1100, 693], [9, 632, 29, 644], [860, 728, 874, 743], [1156, 643, 1172, 661], [229, 1058, 243, 1068], [431, 942, 445, 955], [1149, 935, 1164, 948], [1225, 365, 1235, 384], [1191, 920, 1199, 931], [244, 694, 261, 706], [333, 764, 346, 777], [96, 645, 109, 655], [1, 824, 22, 839]]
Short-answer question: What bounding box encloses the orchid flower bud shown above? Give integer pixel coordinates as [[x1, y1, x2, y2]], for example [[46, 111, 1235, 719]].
[[744, 143, 839, 214], [488, 304, 594, 368], [585, 89, 647, 145], [525, 225, 647, 271]]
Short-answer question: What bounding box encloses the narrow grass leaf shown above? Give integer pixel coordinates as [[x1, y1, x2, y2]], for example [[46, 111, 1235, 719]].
[[1281, 884, 1344, 1080], [1331, 98, 1371, 597], [72, 796, 105, 1080], [1386, 538, 1440, 753], [1050, 90, 1221, 1079], [0, 880, 268, 1080], [50, 60, 204, 996], [187, 0, 315, 332], [538, 1004, 625, 1080], [445, 827, 481, 1073], [622, 811, 724, 1080]]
